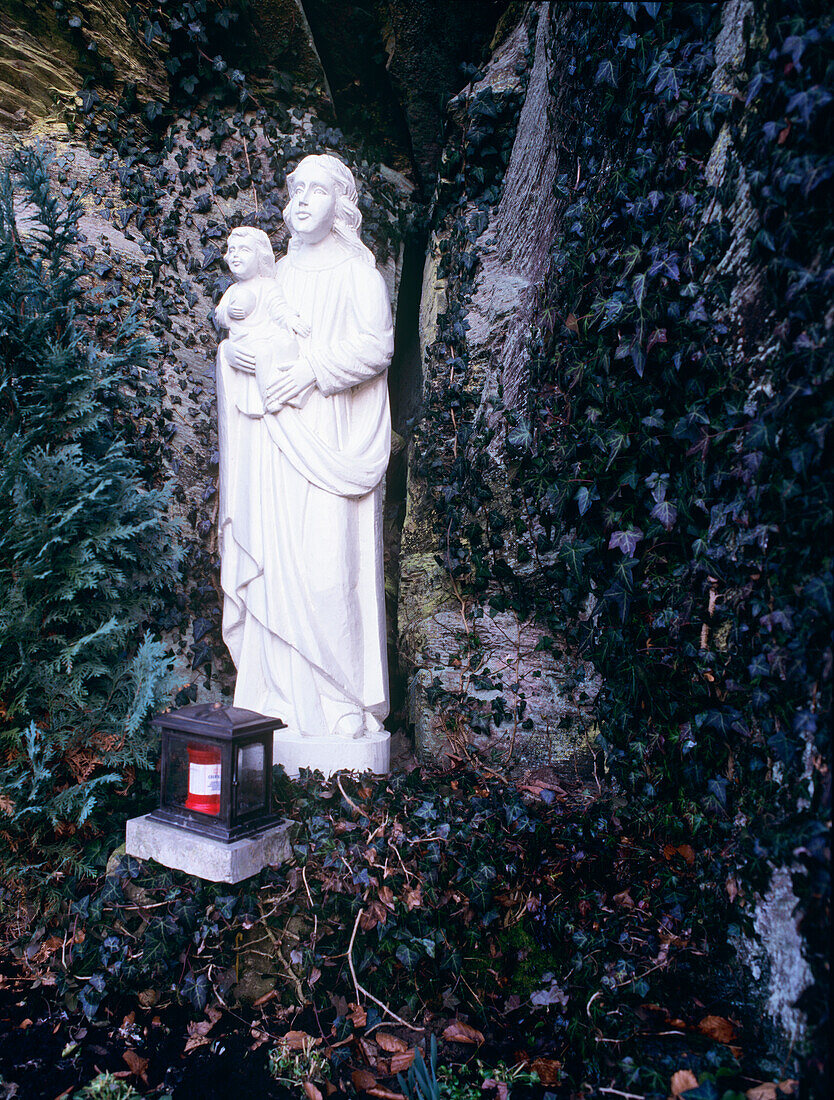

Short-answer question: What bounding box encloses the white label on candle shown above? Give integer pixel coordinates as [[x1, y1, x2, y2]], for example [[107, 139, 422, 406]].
[[189, 762, 222, 796]]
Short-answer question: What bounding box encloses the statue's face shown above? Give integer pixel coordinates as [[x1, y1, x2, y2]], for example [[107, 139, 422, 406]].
[[225, 235, 260, 280], [288, 163, 338, 244]]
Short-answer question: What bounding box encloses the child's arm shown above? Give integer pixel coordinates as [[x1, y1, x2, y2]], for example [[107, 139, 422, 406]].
[[267, 282, 311, 338]]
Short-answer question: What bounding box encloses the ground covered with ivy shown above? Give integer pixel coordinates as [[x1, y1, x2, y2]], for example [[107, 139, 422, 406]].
[[0, 763, 806, 1100]]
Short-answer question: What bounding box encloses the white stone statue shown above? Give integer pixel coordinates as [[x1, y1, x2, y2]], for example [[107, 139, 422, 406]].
[[215, 155, 394, 776]]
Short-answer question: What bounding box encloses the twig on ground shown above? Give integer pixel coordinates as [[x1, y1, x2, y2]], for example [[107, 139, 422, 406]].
[[302, 863, 318, 948], [337, 774, 366, 818], [347, 908, 423, 1032]]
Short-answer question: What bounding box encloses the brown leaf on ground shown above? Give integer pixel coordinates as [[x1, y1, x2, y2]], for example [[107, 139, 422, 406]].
[[777, 1082, 798, 1095], [390, 1051, 415, 1073], [249, 1027, 269, 1050], [697, 1015, 738, 1044], [745, 1085, 777, 1100], [670, 1069, 699, 1096], [379, 885, 395, 908], [349, 1004, 368, 1029], [613, 888, 635, 909], [352, 1068, 377, 1091], [663, 844, 696, 866], [376, 1032, 409, 1054], [404, 885, 423, 911], [565, 313, 579, 333], [303, 1083, 323, 1100], [529, 1058, 561, 1085], [283, 1030, 321, 1050], [367, 1088, 404, 1100], [442, 1020, 485, 1045], [122, 1050, 149, 1083]]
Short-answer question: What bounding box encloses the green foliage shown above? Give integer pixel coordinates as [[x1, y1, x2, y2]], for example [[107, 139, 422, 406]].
[[73, 1073, 141, 1100], [0, 146, 181, 860], [412, 0, 831, 1085], [399, 1035, 440, 1100]]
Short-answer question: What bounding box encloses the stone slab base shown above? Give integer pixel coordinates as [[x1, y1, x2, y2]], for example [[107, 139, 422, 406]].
[[125, 814, 293, 883], [273, 728, 390, 777]]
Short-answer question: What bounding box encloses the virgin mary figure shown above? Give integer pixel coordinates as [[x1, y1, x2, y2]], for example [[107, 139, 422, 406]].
[[216, 155, 394, 773]]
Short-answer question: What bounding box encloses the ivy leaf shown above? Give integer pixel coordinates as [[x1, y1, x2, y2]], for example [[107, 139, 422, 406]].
[[632, 272, 647, 308], [559, 539, 593, 577], [595, 60, 619, 88], [803, 574, 832, 617], [79, 974, 107, 1019], [508, 420, 533, 451], [576, 485, 600, 516], [180, 970, 209, 1011], [395, 942, 423, 970], [650, 500, 678, 530], [608, 528, 644, 556]]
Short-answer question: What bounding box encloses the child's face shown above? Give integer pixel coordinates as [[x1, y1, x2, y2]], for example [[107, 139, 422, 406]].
[[225, 235, 259, 280]]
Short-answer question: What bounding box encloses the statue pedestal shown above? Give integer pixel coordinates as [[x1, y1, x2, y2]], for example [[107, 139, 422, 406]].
[[274, 728, 390, 778]]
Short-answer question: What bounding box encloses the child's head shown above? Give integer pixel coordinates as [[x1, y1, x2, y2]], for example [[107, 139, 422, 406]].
[[224, 226, 275, 280]]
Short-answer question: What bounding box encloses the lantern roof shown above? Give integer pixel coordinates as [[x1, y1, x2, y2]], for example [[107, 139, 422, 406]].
[[151, 702, 286, 739]]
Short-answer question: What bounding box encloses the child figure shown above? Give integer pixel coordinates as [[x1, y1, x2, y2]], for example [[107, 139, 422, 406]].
[[215, 226, 312, 410]]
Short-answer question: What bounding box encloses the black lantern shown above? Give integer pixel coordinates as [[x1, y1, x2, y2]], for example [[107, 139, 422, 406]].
[[151, 703, 286, 841]]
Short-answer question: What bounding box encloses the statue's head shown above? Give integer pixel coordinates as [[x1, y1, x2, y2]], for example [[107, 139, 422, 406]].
[[283, 154, 374, 264], [224, 226, 275, 279]]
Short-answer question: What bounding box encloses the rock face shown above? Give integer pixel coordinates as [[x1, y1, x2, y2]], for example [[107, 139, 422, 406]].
[[0, 0, 412, 700], [398, 3, 600, 770]]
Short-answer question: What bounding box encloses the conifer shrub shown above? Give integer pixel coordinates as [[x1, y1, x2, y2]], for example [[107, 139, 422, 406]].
[[0, 147, 181, 873]]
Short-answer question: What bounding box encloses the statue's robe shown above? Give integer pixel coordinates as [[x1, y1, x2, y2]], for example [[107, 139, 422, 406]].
[[217, 242, 393, 738]]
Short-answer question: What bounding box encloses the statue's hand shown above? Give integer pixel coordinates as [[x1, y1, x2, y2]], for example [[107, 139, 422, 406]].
[[227, 303, 248, 321], [227, 343, 257, 373], [263, 360, 316, 412]]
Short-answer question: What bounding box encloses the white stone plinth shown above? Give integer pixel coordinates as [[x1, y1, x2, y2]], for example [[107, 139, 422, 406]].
[[125, 814, 293, 883], [273, 728, 390, 778]]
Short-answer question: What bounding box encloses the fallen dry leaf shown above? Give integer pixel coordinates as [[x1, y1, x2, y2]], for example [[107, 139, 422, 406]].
[[613, 888, 635, 909], [390, 1051, 415, 1073], [375, 1032, 409, 1054], [352, 1068, 377, 1091], [565, 313, 579, 333], [777, 1082, 798, 1095], [349, 1004, 368, 1029], [670, 1069, 699, 1096], [122, 1050, 149, 1083], [745, 1086, 777, 1100], [442, 1020, 485, 1045], [367, 1088, 404, 1100], [183, 1024, 212, 1054], [529, 1058, 561, 1086], [303, 1083, 323, 1100], [663, 844, 696, 866], [403, 885, 423, 911], [283, 1030, 321, 1051], [697, 1014, 738, 1044]]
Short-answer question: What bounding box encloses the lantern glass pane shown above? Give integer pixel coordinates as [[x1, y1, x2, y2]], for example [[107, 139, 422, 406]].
[[236, 742, 265, 816], [163, 739, 189, 809]]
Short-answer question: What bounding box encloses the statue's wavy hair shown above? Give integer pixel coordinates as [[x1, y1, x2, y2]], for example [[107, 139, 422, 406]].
[[283, 154, 375, 266], [225, 226, 275, 277]]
